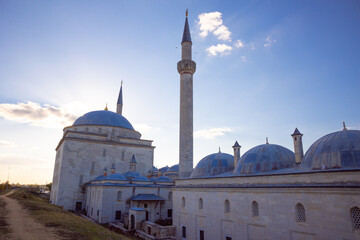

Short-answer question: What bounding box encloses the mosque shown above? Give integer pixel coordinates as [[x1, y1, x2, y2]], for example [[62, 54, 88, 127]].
[[51, 13, 360, 240]]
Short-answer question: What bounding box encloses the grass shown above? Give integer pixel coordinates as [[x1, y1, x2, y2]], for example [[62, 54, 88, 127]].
[[0, 189, 12, 195], [9, 189, 136, 240], [0, 198, 12, 238]]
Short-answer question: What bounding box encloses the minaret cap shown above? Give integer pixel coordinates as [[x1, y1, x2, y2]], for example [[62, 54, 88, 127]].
[[182, 10, 192, 43], [291, 128, 303, 136]]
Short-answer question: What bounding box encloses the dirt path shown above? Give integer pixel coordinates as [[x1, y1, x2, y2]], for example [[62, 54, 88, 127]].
[[0, 191, 59, 240]]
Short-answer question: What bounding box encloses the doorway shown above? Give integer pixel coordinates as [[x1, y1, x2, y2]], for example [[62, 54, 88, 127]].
[[130, 215, 135, 229]]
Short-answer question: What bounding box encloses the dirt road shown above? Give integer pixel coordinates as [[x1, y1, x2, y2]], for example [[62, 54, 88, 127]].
[[0, 191, 58, 240]]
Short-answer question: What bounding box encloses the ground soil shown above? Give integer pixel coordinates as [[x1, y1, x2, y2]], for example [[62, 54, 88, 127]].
[[0, 191, 59, 240]]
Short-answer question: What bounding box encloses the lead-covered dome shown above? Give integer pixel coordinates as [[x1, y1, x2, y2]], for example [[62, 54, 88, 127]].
[[73, 110, 134, 130], [301, 129, 360, 170], [190, 152, 234, 178], [235, 144, 295, 174]]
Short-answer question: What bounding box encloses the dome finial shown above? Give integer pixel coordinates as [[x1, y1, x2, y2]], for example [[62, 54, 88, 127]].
[[186, 8, 188, 17], [343, 121, 347, 131], [266, 137, 269, 144], [218, 147, 221, 153], [104, 103, 108, 111]]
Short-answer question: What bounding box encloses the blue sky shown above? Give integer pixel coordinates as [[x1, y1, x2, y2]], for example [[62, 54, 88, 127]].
[[0, 0, 359, 184]]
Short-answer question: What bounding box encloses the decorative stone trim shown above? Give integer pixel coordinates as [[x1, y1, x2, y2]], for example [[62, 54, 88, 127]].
[[177, 60, 196, 74]]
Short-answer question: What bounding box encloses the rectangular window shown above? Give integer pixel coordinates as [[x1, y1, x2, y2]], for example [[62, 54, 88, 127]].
[[115, 211, 121, 220], [75, 202, 82, 211], [182, 226, 186, 238], [167, 209, 173, 218], [79, 175, 83, 185], [225, 237, 232, 240], [199, 230, 204, 240]]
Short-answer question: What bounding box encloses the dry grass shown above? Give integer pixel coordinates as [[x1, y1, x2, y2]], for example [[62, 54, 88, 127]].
[[9, 189, 136, 240], [0, 198, 12, 239]]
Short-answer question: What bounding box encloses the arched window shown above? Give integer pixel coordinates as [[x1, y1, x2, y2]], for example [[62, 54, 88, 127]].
[[168, 192, 172, 201], [117, 191, 122, 201], [199, 198, 203, 210], [182, 197, 185, 208], [295, 203, 306, 223], [225, 199, 230, 213], [351, 207, 360, 230], [252, 201, 259, 217]]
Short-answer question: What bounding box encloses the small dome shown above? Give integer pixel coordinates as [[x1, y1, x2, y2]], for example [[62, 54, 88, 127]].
[[167, 164, 179, 172], [133, 176, 149, 181], [159, 166, 169, 173], [73, 110, 134, 130], [156, 176, 173, 182], [235, 144, 295, 174], [124, 171, 141, 179], [190, 152, 234, 178], [301, 129, 360, 170], [102, 173, 127, 181]]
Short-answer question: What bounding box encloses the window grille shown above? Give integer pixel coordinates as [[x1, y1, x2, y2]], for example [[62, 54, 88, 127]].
[[252, 201, 259, 217], [182, 226, 187, 238], [296, 203, 306, 223], [351, 207, 360, 230]]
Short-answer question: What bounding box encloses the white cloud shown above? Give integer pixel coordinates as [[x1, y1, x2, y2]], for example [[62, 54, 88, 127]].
[[198, 12, 223, 38], [194, 127, 232, 139], [0, 153, 47, 166], [234, 40, 244, 48], [198, 12, 231, 41], [0, 141, 15, 148], [264, 36, 276, 47], [206, 44, 232, 56], [241, 56, 247, 62], [248, 42, 256, 50], [0, 101, 78, 128], [213, 25, 231, 41]]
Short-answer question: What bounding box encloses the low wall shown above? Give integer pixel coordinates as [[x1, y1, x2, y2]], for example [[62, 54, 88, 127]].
[[136, 221, 175, 240]]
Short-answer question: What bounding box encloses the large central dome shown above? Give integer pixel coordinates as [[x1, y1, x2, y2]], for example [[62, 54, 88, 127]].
[[73, 110, 134, 130]]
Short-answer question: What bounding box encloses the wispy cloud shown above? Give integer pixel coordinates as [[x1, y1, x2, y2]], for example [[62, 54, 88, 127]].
[[206, 44, 232, 56], [0, 141, 15, 148], [198, 12, 231, 41], [0, 101, 78, 128], [264, 36, 276, 47], [241, 56, 247, 62], [194, 127, 232, 139], [0, 153, 47, 166], [234, 40, 244, 48]]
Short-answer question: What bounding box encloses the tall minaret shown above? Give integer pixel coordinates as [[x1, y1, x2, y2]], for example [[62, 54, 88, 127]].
[[232, 141, 241, 167], [291, 128, 304, 164], [178, 10, 196, 178], [117, 81, 123, 115]]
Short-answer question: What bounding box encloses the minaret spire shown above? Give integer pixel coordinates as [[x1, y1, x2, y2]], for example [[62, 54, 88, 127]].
[[178, 11, 196, 178], [116, 81, 123, 115]]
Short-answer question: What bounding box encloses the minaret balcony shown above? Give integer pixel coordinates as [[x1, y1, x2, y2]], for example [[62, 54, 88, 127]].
[[177, 60, 196, 74]]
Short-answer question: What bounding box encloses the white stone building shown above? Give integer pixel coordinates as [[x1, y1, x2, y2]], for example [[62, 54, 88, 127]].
[[50, 12, 360, 240]]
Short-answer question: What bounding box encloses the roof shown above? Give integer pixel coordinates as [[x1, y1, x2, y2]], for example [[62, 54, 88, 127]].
[[130, 154, 137, 163], [301, 129, 360, 170], [291, 128, 302, 136], [235, 144, 295, 175], [190, 152, 234, 178], [117, 84, 123, 104], [131, 194, 165, 201], [130, 207, 146, 211], [182, 17, 192, 43], [73, 110, 134, 130], [233, 141, 241, 148]]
